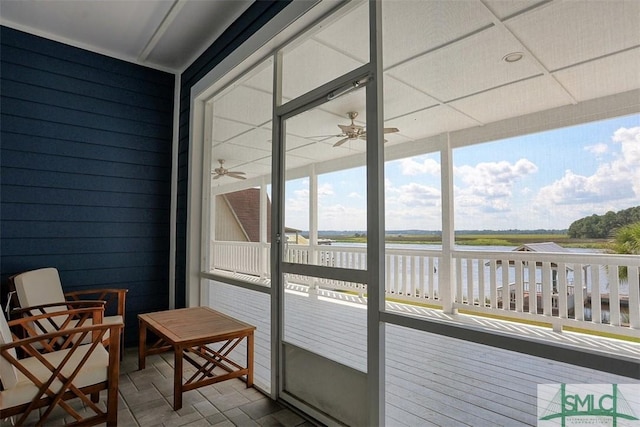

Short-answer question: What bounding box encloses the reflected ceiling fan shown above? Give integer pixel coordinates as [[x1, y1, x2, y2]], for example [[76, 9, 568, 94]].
[[326, 112, 399, 147], [213, 159, 246, 180]]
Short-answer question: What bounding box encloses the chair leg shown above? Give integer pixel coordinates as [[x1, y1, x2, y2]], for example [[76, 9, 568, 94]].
[[91, 392, 100, 403]]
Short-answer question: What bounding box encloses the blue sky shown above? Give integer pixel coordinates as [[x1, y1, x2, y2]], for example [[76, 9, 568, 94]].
[[285, 113, 640, 231]]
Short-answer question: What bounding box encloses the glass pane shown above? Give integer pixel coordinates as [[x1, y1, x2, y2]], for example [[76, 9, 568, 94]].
[[283, 88, 367, 269], [283, 273, 367, 372], [209, 58, 273, 286], [206, 280, 272, 392], [281, 1, 369, 103]]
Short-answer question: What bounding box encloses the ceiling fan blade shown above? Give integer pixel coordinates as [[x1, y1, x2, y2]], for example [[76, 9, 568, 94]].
[[213, 174, 222, 180], [227, 170, 246, 175], [307, 133, 345, 138], [383, 127, 399, 134], [333, 137, 349, 147], [227, 173, 246, 180]]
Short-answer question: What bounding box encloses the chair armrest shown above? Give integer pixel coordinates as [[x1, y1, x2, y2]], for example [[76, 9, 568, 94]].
[[7, 306, 107, 352], [64, 288, 127, 318], [0, 320, 123, 387], [10, 300, 106, 319]]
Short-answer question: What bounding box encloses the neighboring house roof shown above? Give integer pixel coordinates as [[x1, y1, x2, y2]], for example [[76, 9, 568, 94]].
[[491, 242, 573, 270], [513, 242, 569, 253], [223, 188, 271, 243]]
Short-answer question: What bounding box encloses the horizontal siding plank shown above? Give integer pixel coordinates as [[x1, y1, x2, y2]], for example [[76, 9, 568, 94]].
[[2, 97, 171, 138], [2, 80, 173, 124], [1, 257, 168, 281], [2, 186, 169, 209], [2, 150, 170, 180], [2, 132, 170, 166], [1, 237, 169, 256], [1, 221, 169, 239], [2, 168, 170, 194], [1, 62, 172, 111], [2, 116, 170, 153], [1, 203, 169, 223]]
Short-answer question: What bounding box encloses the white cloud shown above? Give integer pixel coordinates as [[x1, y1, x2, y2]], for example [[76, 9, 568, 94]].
[[397, 182, 440, 206], [400, 157, 440, 176], [536, 127, 640, 206], [585, 143, 608, 156], [318, 183, 334, 197], [318, 204, 366, 229], [455, 158, 538, 203]]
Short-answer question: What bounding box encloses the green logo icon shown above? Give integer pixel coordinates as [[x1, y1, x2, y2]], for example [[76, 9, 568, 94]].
[[539, 384, 639, 426]]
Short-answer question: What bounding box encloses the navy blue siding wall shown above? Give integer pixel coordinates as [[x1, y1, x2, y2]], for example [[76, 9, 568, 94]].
[[176, 1, 290, 308], [0, 26, 174, 345]]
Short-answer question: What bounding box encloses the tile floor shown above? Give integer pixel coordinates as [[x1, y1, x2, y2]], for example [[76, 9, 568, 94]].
[[8, 347, 315, 427]]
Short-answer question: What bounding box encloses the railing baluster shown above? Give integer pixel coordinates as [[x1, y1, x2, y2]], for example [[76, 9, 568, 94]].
[[394, 255, 400, 295], [528, 261, 537, 315], [385, 254, 391, 295], [542, 262, 552, 316], [592, 267, 601, 324], [573, 263, 584, 321], [455, 258, 463, 304], [608, 265, 621, 326], [478, 259, 485, 307], [490, 259, 497, 309], [401, 256, 407, 296], [515, 260, 523, 312], [410, 256, 417, 297], [419, 256, 425, 299], [628, 266, 640, 329], [466, 259, 473, 306], [501, 259, 510, 311], [429, 257, 436, 300], [558, 262, 568, 319]]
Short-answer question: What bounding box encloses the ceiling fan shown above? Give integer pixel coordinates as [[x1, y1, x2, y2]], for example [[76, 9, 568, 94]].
[[213, 159, 246, 180], [327, 112, 399, 147]]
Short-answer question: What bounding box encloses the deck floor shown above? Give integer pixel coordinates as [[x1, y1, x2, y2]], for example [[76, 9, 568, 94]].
[[208, 279, 640, 426]]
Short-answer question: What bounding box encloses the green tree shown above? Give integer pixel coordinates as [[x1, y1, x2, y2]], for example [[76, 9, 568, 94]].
[[610, 222, 640, 280]]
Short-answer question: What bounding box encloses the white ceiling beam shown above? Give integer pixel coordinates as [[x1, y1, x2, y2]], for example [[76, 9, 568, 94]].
[[138, 0, 188, 63]]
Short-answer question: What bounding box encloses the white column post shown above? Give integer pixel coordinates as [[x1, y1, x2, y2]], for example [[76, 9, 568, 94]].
[[440, 132, 457, 314], [260, 177, 269, 281], [309, 164, 319, 295]]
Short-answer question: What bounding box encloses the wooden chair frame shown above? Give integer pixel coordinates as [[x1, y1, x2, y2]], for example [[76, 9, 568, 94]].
[[7, 269, 128, 358], [1, 306, 121, 426]]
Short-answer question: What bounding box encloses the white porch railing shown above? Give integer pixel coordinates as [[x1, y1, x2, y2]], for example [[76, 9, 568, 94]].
[[211, 241, 640, 338]]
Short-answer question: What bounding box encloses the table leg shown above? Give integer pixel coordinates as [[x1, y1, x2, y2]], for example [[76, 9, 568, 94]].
[[247, 332, 254, 388], [138, 320, 147, 370], [174, 345, 183, 410]]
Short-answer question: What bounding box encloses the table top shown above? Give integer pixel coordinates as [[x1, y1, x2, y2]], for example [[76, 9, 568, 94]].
[[138, 306, 255, 345]]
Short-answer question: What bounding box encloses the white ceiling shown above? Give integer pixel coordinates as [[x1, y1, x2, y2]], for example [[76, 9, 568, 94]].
[[0, 0, 254, 71], [1, 0, 638, 185], [209, 0, 640, 184]]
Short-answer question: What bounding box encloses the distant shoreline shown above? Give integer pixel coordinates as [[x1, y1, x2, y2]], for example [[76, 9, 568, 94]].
[[318, 233, 610, 250]]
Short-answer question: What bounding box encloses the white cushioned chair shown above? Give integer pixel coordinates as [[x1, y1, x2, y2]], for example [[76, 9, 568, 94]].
[[9, 267, 127, 356], [0, 304, 121, 426]]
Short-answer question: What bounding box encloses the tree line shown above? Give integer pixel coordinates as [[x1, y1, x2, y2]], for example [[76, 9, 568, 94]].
[[568, 206, 640, 238]]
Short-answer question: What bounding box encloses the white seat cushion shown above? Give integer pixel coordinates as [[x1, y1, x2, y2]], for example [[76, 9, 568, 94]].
[[13, 267, 67, 309], [0, 343, 109, 409], [0, 312, 18, 390]]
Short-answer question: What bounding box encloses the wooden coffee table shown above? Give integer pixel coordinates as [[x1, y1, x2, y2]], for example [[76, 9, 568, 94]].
[[138, 306, 256, 410]]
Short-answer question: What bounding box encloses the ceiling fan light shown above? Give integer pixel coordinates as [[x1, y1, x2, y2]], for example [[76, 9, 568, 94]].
[[502, 52, 524, 63]]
